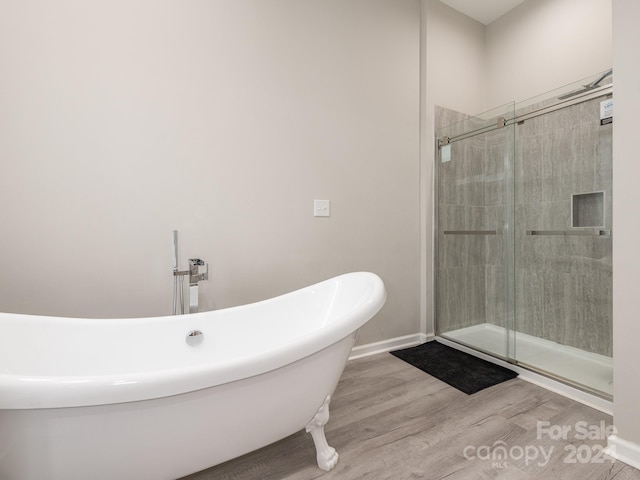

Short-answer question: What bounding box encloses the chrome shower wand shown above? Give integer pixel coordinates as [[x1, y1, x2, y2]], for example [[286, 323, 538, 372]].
[[172, 230, 188, 315], [172, 229, 179, 272]]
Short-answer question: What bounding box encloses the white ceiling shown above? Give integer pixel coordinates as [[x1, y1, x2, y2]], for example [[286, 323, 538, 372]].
[[439, 0, 526, 25]]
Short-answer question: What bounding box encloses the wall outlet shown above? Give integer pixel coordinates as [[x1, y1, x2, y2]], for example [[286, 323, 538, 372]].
[[314, 199, 330, 217]]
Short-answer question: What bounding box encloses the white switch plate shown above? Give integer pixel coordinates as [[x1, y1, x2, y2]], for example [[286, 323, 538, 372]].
[[314, 199, 330, 217]]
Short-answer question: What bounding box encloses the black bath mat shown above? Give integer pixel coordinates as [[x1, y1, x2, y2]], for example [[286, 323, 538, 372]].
[[390, 341, 518, 395]]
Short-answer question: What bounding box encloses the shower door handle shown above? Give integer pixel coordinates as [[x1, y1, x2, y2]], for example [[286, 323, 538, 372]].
[[443, 230, 498, 235], [526, 229, 611, 236]]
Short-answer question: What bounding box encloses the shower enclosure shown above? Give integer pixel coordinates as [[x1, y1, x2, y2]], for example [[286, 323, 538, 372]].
[[435, 70, 613, 398]]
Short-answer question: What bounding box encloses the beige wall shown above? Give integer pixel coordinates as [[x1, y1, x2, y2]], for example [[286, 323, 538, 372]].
[[486, 0, 613, 107], [423, 0, 487, 115], [612, 0, 640, 448], [0, 0, 421, 346]]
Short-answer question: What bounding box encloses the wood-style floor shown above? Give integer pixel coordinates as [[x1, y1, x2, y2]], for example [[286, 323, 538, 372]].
[[182, 352, 640, 480]]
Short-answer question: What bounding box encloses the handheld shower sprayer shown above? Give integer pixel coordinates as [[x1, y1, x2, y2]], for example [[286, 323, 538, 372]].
[[172, 230, 179, 272], [172, 230, 186, 315]]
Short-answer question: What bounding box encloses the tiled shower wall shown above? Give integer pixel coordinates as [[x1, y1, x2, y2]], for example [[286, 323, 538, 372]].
[[435, 97, 613, 357], [515, 96, 613, 356]]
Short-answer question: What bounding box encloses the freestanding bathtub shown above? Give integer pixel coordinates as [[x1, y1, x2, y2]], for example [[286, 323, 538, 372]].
[[0, 272, 386, 480]]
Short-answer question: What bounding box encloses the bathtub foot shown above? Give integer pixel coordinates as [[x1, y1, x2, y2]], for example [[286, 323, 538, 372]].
[[305, 395, 339, 471]]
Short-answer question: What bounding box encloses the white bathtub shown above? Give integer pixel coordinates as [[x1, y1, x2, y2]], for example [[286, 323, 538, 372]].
[[0, 271, 386, 480]]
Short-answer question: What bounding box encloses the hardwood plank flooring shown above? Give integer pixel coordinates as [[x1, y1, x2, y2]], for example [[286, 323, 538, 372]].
[[181, 353, 640, 480]]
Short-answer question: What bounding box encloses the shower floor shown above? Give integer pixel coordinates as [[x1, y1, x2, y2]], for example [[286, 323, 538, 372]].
[[442, 323, 613, 397]]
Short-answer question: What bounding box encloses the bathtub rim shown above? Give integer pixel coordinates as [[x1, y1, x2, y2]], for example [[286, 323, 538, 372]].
[[0, 272, 386, 410]]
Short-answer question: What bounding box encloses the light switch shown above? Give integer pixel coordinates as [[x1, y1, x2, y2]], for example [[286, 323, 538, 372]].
[[314, 199, 330, 217]]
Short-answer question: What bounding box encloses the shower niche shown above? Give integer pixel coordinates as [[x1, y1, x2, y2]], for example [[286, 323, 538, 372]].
[[572, 191, 605, 228], [434, 70, 613, 399]]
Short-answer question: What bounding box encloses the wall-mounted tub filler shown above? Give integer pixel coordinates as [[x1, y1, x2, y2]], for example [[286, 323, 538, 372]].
[[172, 230, 208, 315]]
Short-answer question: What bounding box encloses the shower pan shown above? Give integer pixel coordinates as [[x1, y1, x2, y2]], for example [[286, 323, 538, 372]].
[[434, 70, 613, 398]]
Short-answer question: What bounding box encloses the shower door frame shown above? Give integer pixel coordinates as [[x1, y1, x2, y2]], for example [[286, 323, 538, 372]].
[[434, 82, 614, 396], [433, 103, 516, 363]]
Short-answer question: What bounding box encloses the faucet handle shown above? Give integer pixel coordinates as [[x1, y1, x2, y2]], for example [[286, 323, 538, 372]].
[[188, 258, 208, 284]]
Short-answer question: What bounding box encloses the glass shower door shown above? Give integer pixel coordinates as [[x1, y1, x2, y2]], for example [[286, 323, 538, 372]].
[[435, 71, 613, 399], [512, 79, 613, 397], [435, 103, 515, 361]]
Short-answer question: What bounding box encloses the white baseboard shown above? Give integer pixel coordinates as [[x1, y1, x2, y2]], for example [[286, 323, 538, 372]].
[[349, 333, 433, 360], [606, 435, 640, 470]]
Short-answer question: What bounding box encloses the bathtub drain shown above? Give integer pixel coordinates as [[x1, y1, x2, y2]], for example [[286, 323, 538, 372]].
[[186, 330, 204, 346]]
